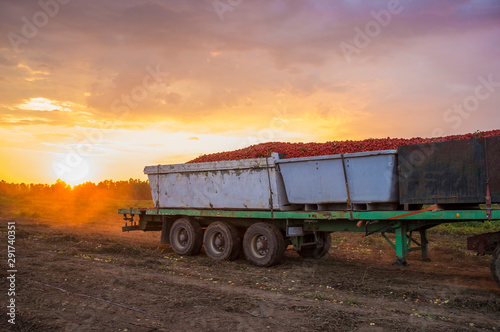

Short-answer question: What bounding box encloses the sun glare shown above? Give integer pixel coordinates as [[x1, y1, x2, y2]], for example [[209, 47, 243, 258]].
[[52, 158, 92, 186]]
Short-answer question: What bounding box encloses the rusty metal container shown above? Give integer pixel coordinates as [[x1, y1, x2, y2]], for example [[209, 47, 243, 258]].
[[144, 156, 293, 210], [398, 137, 500, 205]]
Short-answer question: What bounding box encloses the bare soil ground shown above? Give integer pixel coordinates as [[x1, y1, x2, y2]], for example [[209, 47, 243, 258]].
[[1, 198, 499, 331]]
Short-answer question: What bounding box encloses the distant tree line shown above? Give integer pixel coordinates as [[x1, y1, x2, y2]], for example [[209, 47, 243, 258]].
[[0, 179, 152, 201]]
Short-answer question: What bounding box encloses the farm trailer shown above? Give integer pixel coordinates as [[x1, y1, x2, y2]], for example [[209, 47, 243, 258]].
[[119, 137, 500, 287]]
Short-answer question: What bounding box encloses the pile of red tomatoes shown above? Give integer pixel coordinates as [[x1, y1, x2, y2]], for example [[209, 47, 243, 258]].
[[188, 129, 500, 163]]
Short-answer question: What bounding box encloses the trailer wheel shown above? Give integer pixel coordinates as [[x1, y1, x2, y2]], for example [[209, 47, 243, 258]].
[[243, 223, 285, 267], [491, 246, 500, 288], [297, 232, 332, 260], [169, 217, 203, 256], [203, 221, 241, 261]]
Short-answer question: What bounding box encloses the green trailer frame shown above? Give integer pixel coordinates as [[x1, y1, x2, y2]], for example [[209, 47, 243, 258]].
[[119, 206, 500, 266]]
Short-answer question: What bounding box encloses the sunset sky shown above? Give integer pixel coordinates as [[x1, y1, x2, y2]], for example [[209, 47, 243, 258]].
[[1, 0, 499, 185]]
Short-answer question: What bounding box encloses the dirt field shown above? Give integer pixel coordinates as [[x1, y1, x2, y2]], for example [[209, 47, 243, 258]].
[[1, 198, 499, 331]]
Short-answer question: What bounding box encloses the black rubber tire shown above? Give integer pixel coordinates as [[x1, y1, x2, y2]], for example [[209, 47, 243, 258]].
[[243, 223, 285, 267], [203, 221, 241, 261], [297, 232, 332, 260], [169, 217, 203, 256], [491, 246, 500, 288]]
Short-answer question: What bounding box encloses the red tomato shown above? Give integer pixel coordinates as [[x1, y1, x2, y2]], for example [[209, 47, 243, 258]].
[[187, 130, 499, 163]]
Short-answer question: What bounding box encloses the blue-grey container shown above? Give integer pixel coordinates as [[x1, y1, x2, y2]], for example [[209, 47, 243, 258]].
[[275, 150, 399, 208], [145, 150, 399, 211]]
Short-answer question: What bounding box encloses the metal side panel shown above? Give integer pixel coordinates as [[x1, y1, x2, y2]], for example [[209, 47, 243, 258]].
[[146, 157, 288, 210], [486, 136, 500, 202], [276, 150, 399, 204], [398, 138, 491, 204]]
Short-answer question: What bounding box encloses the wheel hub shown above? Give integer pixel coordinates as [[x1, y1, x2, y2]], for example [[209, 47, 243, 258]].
[[214, 233, 225, 250], [179, 229, 188, 244], [256, 235, 269, 254]]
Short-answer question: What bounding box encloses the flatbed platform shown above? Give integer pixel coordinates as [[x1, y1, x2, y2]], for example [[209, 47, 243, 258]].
[[119, 207, 499, 222]]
